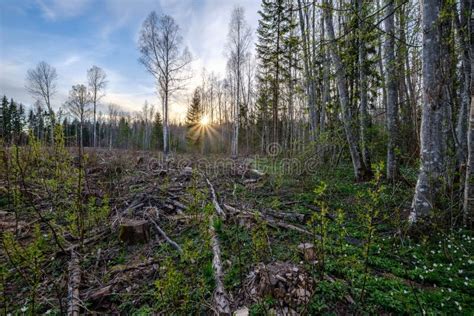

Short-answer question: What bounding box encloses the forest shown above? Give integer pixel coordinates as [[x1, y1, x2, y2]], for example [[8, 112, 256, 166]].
[[0, 0, 473, 314]]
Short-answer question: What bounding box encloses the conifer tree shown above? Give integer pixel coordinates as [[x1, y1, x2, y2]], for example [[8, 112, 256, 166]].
[[151, 111, 163, 150], [256, 0, 294, 144], [186, 88, 203, 149], [0, 96, 10, 142]]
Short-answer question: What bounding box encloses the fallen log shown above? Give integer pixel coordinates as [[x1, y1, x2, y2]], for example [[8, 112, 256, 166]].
[[67, 250, 81, 316], [207, 178, 231, 313], [146, 214, 183, 254], [205, 178, 226, 219], [209, 215, 231, 314]]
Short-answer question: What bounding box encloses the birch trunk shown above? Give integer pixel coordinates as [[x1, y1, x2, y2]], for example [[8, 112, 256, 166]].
[[297, 0, 318, 141], [410, 0, 444, 222], [358, 0, 372, 174], [323, 0, 369, 182], [384, 0, 399, 180], [463, 1, 473, 225], [455, 0, 472, 166]]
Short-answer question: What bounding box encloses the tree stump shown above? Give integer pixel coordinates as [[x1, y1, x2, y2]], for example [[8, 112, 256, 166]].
[[119, 220, 150, 244], [297, 243, 316, 262]]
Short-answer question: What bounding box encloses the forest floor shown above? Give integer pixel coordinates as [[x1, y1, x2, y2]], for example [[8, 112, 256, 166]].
[[1, 148, 473, 315]]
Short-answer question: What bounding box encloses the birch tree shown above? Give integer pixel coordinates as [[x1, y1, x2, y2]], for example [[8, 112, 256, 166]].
[[226, 6, 252, 158], [358, 0, 372, 174], [66, 84, 91, 151], [463, 0, 474, 225], [138, 12, 191, 159], [323, 0, 371, 181], [384, 0, 399, 180], [26, 61, 58, 144], [410, 0, 445, 222], [87, 66, 107, 148]]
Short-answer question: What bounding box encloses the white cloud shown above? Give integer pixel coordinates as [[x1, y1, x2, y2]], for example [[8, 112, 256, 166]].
[[35, 0, 92, 20]]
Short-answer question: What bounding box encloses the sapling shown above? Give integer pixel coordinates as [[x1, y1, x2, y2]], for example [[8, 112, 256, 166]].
[[357, 161, 384, 310], [310, 181, 330, 280]]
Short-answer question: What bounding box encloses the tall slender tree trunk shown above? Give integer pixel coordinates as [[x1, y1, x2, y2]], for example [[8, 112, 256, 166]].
[[321, 16, 329, 135], [410, 0, 445, 222], [163, 90, 169, 158], [384, 0, 399, 180], [273, 4, 281, 145], [297, 0, 318, 142], [463, 2, 473, 225], [358, 0, 372, 174], [464, 89, 474, 226], [398, 2, 417, 159], [93, 98, 97, 147], [323, 0, 370, 182], [455, 0, 472, 167]]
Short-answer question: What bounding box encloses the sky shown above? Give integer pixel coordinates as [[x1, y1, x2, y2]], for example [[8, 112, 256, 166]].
[[0, 0, 260, 121]]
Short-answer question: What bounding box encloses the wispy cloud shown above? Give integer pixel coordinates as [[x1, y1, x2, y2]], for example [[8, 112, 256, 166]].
[[35, 0, 92, 20]]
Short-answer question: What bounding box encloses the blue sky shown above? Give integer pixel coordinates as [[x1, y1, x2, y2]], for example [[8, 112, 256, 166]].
[[0, 0, 260, 120]]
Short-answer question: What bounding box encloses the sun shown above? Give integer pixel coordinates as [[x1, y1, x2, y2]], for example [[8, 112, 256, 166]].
[[200, 115, 210, 126]]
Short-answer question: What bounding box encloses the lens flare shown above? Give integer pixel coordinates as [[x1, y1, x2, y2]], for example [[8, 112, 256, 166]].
[[200, 115, 210, 126]]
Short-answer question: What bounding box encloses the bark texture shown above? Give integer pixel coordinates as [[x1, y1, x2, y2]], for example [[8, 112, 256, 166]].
[[410, 0, 444, 222]]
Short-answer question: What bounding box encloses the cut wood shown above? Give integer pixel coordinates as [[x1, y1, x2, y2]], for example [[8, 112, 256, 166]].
[[67, 250, 81, 316], [146, 214, 183, 254], [206, 178, 226, 219], [118, 219, 150, 244], [297, 243, 317, 262], [209, 215, 231, 314]]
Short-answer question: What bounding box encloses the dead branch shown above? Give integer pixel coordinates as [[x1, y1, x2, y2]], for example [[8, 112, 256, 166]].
[[146, 214, 183, 254], [224, 204, 316, 238], [205, 178, 226, 219]]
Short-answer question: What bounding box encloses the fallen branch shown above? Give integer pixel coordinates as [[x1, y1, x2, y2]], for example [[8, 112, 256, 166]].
[[65, 228, 111, 252], [205, 178, 226, 219], [146, 214, 183, 254], [263, 209, 306, 222], [67, 250, 81, 316], [224, 204, 315, 238], [109, 258, 161, 276]]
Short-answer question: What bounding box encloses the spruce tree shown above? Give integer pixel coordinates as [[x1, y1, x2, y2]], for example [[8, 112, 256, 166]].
[[1, 96, 11, 143], [256, 0, 294, 144], [185, 88, 203, 149], [0, 96, 10, 141], [151, 111, 163, 150]]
